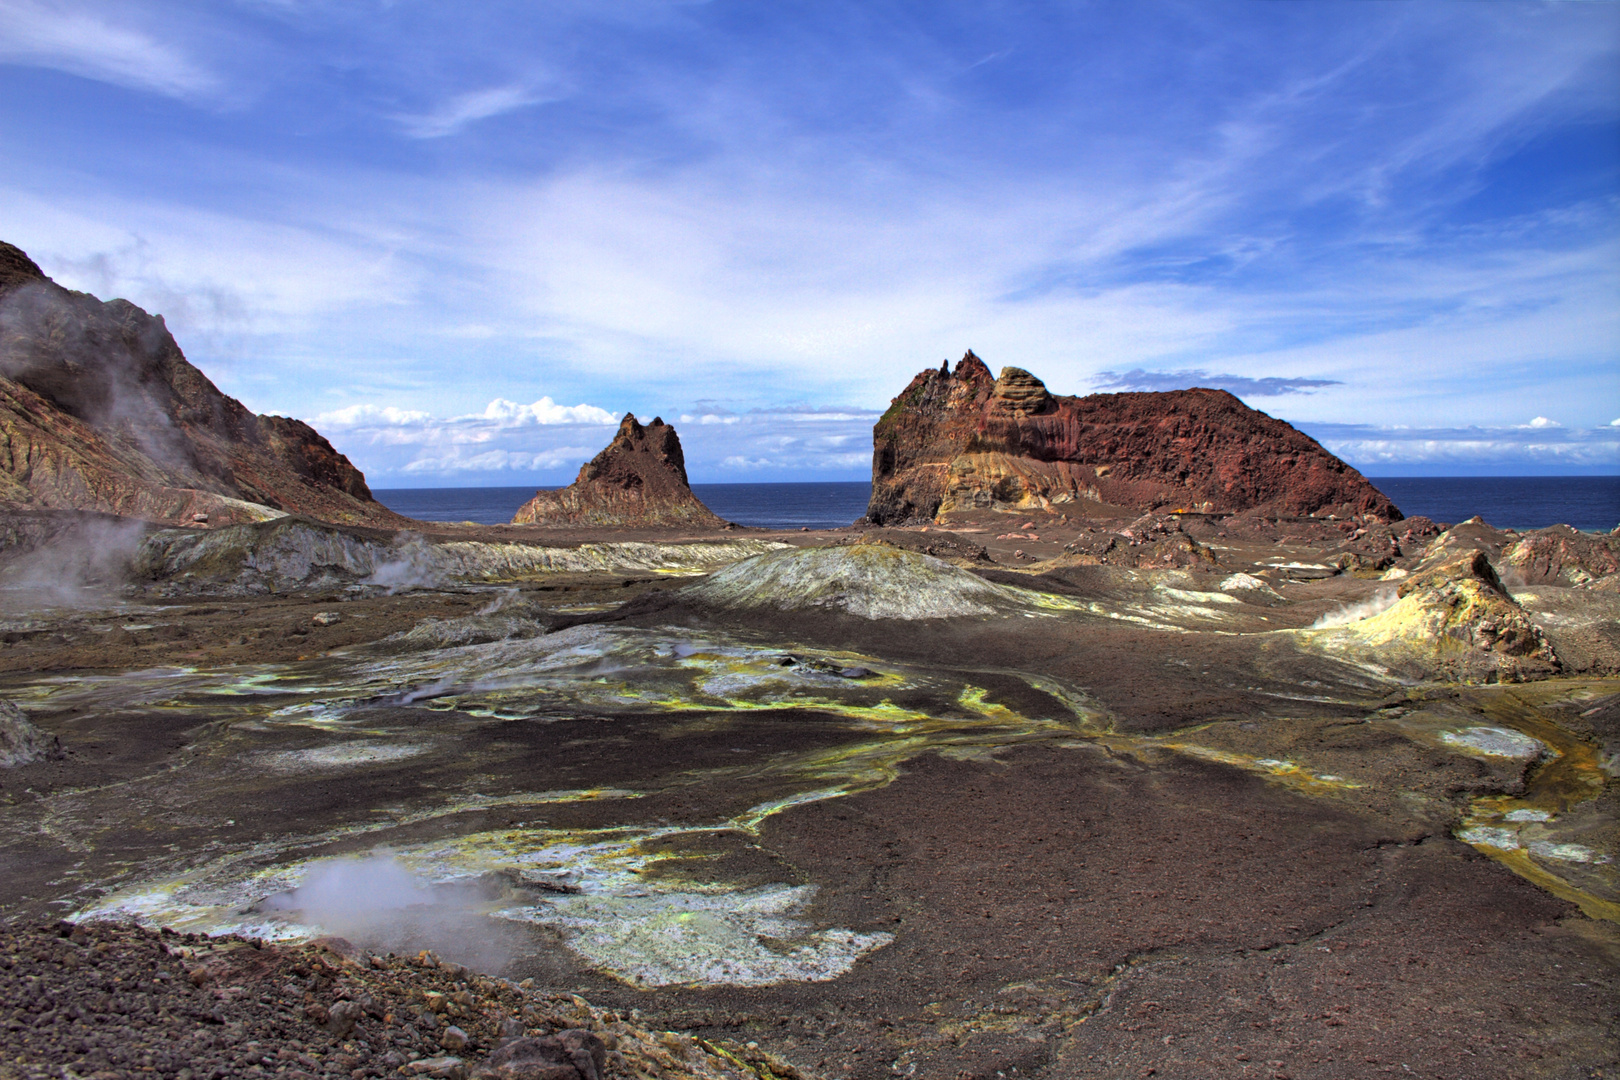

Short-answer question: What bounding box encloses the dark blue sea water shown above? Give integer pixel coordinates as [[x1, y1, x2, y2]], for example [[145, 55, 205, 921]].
[[374, 482, 875, 530], [374, 477, 1619, 532], [1369, 477, 1619, 533]]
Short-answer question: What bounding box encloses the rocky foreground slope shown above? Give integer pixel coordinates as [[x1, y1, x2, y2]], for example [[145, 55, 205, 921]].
[[0, 242, 404, 529], [0, 922, 804, 1080], [512, 414, 726, 529], [866, 352, 1400, 525]]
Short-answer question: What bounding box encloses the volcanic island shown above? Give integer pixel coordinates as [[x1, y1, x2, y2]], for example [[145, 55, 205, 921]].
[[1, 242, 1617, 1080]]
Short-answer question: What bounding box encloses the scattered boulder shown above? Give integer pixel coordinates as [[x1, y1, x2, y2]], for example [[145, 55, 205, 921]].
[[474, 1030, 607, 1080], [0, 922, 810, 1079], [513, 415, 727, 529], [0, 700, 60, 767]]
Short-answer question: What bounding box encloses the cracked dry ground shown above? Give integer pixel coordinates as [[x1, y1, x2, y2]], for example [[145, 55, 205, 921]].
[[710, 747, 1619, 1079], [1, 566, 1617, 1080]]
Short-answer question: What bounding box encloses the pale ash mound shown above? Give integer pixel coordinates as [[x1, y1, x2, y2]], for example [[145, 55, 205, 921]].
[[682, 542, 1065, 619], [133, 516, 783, 595], [0, 241, 405, 530], [1305, 549, 1559, 683], [513, 414, 727, 528]]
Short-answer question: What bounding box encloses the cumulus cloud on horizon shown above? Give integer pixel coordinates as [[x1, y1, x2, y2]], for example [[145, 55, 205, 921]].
[[314, 398, 882, 486], [1303, 421, 1620, 472], [313, 396, 617, 479]]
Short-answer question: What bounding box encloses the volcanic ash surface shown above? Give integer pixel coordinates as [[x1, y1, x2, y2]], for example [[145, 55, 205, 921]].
[[681, 542, 1072, 619]]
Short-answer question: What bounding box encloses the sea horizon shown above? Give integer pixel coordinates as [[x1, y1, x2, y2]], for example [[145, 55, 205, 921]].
[[374, 475, 1620, 533]]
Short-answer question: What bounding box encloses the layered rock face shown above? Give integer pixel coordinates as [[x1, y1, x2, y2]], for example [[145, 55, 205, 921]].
[[867, 352, 1400, 525], [512, 414, 727, 528], [0, 242, 404, 528]]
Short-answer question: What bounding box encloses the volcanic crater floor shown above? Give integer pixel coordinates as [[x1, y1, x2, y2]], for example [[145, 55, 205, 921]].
[[1, 539, 1617, 1080]]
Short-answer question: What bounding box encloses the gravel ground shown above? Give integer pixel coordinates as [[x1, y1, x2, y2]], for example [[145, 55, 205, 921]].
[[0, 921, 810, 1080]]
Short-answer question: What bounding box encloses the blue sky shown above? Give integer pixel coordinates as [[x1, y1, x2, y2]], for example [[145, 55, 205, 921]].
[[2, 0, 1616, 484]]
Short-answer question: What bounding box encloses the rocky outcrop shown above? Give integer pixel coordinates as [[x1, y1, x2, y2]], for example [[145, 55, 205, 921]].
[[0, 242, 405, 529], [1313, 548, 1559, 683], [1501, 525, 1620, 587], [0, 700, 61, 767], [130, 515, 782, 595], [512, 414, 727, 528], [866, 352, 1400, 525]]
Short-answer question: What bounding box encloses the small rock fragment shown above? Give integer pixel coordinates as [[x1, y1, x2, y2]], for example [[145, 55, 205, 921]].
[[477, 1030, 607, 1080], [441, 1024, 470, 1051], [406, 1056, 467, 1079], [326, 999, 363, 1037], [312, 611, 342, 626]]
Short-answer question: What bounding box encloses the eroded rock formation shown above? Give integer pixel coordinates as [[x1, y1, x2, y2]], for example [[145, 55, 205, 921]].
[[866, 351, 1400, 525], [1318, 548, 1560, 682], [512, 414, 727, 528], [0, 242, 403, 528]]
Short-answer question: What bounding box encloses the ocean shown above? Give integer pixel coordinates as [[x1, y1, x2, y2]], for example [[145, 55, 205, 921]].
[[374, 476, 1619, 533]]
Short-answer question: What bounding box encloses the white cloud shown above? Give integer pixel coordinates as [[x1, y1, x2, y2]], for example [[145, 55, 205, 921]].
[[4, 3, 1616, 475], [316, 404, 432, 426], [1308, 422, 1620, 469], [0, 0, 218, 98], [400, 447, 596, 475], [395, 83, 558, 138], [309, 395, 881, 484], [1521, 416, 1562, 429], [311, 396, 618, 481], [477, 397, 616, 426]]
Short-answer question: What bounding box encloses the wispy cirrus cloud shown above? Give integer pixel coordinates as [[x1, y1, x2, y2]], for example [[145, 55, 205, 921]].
[[0, 0, 218, 98], [2, 3, 1615, 478], [395, 83, 560, 138], [1092, 369, 1343, 397]]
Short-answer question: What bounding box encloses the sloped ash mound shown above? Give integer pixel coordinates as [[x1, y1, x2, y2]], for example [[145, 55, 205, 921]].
[[130, 518, 784, 595], [681, 542, 1063, 620], [1306, 549, 1559, 683]]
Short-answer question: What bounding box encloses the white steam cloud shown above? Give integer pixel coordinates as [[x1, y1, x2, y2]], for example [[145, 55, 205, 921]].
[[259, 851, 512, 972], [1309, 588, 1399, 629], [0, 515, 148, 608]]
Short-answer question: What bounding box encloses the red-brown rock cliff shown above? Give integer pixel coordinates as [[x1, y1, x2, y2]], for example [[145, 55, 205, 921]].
[[0, 242, 406, 528], [867, 352, 1401, 525], [512, 413, 727, 528]]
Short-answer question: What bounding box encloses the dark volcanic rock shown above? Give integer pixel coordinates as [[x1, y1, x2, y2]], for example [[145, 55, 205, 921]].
[[866, 351, 1400, 525], [0, 699, 61, 767], [0, 241, 405, 529], [0, 922, 798, 1080], [512, 414, 727, 528], [1501, 524, 1620, 587]]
